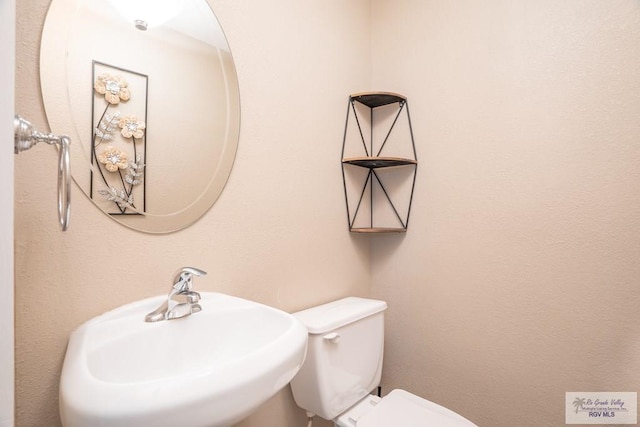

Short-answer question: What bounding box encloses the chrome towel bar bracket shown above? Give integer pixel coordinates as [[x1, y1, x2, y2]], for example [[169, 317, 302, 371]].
[[14, 115, 71, 231]]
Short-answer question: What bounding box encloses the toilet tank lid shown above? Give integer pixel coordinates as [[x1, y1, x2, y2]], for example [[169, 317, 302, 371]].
[[293, 297, 387, 334]]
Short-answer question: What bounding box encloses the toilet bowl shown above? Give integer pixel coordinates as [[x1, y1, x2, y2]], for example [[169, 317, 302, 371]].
[[290, 297, 477, 426]]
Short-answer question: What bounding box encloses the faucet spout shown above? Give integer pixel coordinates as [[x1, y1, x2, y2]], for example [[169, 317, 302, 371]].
[[145, 267, 207, 322], [145, 300, 170, 322]]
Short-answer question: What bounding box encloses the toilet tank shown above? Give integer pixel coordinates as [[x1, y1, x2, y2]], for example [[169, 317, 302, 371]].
[[290, 297, 387, 421]]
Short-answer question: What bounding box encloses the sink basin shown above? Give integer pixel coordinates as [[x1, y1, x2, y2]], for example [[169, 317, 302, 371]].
[[59, 292, 308, 427]]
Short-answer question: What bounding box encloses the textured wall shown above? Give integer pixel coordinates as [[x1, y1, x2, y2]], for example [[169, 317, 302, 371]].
[[14, 1, 371, 426], [371, 1, 640, 426]]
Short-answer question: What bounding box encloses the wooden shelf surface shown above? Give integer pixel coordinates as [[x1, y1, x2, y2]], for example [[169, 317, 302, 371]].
[[350, 92, 406, 108], [350, 227, 407, 234], [342, 156, 417, 169]]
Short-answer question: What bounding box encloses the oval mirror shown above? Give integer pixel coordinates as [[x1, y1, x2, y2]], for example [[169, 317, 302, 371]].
[[40, 0, 240, 233]]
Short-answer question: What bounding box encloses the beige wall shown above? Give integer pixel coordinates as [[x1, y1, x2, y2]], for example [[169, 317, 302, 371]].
[[371, 1, 640, 426], [15, 1, 640, 427], [15, 1, 370, 426]]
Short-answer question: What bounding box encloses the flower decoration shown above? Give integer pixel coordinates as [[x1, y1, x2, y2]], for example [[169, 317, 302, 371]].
[[94, 73, 131, 105], [92, 66, 147, 214], [118, 116, 146, 139], [98, 146, 129, 172]]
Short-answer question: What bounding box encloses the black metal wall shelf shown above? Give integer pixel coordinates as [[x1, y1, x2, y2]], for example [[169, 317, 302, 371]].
[[341, 91, 417, 233]]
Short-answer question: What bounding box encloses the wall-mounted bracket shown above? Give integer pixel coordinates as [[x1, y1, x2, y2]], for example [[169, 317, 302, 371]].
[[14, 115, 71, 231]]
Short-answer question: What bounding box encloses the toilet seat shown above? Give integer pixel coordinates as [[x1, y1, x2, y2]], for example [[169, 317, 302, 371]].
[[337, 389, 477, 427]]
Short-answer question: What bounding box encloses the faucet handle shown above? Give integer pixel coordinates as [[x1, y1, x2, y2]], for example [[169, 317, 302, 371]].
[[172, 267, 207, 293], [181, 267, 207, 277]]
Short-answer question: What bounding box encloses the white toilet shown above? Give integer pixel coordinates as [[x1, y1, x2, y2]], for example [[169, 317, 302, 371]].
[[290, 297, 478, 427]]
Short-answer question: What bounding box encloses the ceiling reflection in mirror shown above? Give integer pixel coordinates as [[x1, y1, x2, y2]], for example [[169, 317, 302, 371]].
[[40, 0, 240, 233]]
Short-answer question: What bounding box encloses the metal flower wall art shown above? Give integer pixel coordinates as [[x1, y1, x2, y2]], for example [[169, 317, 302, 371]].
[[91, 62, 148, 215]]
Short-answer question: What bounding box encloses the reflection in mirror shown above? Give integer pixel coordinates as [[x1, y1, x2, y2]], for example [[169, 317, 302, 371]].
[[40, 0, 240, 233]]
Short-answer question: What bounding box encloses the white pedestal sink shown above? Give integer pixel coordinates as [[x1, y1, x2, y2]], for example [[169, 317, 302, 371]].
[[59, 292, 308, 427]]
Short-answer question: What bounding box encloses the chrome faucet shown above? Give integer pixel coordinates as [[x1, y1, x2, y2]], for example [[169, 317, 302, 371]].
[[145, 267, 207, 322]]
